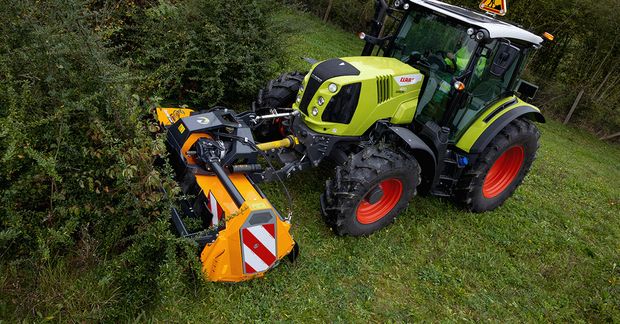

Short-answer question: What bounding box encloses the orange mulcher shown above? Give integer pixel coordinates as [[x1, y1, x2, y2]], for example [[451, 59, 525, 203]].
[[156, 107, 298, 282]]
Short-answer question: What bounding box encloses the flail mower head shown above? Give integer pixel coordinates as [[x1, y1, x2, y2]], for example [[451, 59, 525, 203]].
[[156, 107, 298, 282]]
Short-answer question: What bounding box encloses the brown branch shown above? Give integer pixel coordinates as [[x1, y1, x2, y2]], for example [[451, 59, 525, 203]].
[[323, 0, 333, 22], [596, 75, 620, 103], [592, 68, 614, 98], [600, 132, 620, 141]]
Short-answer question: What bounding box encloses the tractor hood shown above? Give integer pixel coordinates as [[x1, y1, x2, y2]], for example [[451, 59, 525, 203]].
[[293, 57, 425, 136]]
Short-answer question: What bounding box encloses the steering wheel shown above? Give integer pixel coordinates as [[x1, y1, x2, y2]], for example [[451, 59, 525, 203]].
[[427, 53, 447, 71], [401, 51, 423, 65]]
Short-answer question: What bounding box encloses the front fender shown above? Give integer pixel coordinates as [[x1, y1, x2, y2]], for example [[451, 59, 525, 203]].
[[456, 97, 545, 154], [379, 124, 436, 185]]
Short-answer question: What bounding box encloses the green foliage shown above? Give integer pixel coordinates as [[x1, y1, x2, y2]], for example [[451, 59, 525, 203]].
[[0, 0, 279, 319], [294, 0, 376, 32], [107, 0, 283, 108]]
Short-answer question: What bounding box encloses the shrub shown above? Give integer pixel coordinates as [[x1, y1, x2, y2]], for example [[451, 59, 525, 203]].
[[0, 0, 285, 319], [108, 0, 284, 109]]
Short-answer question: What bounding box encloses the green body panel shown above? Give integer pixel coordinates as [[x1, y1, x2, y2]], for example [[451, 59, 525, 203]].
[[392, 98, 418, 124], [455, 96, 541, 152], [293, 56, 424, 136]]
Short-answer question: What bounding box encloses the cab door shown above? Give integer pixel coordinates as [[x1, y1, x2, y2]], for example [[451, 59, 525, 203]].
[[386, 9, 481, 128], [450, 40, 526, 141]]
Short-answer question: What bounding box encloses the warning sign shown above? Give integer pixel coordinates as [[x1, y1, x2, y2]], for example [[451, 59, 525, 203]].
[[480, 0, 507, 16]]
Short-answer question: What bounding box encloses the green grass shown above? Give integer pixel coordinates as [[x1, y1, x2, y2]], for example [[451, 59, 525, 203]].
[[271, 6, 360, 71], [143, 8, 620, 322]]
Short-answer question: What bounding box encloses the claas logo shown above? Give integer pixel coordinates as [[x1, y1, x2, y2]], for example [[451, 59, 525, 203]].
[[394, 73, 423, 86], [480, 0, 507, 15]]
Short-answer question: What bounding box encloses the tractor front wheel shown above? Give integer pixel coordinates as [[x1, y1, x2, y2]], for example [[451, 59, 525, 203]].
[[455, 118, 540, 212], [321, 146, 421, 236]]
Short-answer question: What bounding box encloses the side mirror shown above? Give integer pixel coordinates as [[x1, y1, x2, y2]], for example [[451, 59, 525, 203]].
[[516, 80, 539, 100], [490, 43, 520, 77], [359, 33, 394, 47]]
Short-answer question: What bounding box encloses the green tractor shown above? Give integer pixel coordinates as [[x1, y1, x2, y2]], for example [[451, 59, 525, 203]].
[[252, 0, 547, 235]]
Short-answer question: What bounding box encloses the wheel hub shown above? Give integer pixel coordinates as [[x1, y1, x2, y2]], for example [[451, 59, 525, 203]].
[[356, 178, 403, 225], [482, 145, 525, 199], [365, 186, 384, 205]]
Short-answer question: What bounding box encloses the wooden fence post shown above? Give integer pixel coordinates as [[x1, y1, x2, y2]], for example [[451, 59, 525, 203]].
[[323, 0, 334, 22], [563, 88, 585, 125]]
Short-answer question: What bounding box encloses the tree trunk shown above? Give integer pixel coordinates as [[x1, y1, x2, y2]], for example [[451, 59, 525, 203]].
[[564, 88, 585, 125], [323, 0, 333, 22]]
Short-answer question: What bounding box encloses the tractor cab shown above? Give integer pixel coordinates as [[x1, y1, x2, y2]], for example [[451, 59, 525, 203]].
[[365, 0, 544, 140]]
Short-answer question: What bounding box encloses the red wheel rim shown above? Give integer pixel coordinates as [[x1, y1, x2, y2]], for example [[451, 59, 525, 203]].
[[356, 178, 403, 224], [483, 145, 525, 199]]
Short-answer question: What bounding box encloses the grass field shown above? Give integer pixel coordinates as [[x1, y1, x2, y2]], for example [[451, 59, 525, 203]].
[[143, 8, 620, 322]]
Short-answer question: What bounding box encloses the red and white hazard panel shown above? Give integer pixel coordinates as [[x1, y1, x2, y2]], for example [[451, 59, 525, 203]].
[[206, 191, 224, 226], [241, 224, 277, 274]]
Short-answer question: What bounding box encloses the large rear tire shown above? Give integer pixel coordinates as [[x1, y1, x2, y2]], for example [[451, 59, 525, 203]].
[[254, 71, 304, 110], [252, 72, 304, 141], [455, 118, 540, 212], [321, 146, 421, 236]]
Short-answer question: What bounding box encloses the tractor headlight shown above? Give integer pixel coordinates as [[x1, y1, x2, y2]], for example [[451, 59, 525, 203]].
[[328, 83, 338, 93], [476, 31, 485, 41], [311, 107, 319, 116], [467, 28, 475, 36], [296, 94, 302, 103], [299, 84, 304, 92], [317, 96, 325, 106]]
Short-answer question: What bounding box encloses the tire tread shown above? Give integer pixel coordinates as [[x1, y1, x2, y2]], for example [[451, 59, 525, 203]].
[[322, 146, 421, 236], [454, 118, 540, 212]]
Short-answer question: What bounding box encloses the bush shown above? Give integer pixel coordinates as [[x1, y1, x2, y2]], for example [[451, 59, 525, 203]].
[[0, 0, 283, 320], [108, 0, 284, 108]]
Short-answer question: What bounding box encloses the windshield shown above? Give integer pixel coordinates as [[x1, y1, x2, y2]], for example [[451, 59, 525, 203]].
[[391, 10, 478, 76]]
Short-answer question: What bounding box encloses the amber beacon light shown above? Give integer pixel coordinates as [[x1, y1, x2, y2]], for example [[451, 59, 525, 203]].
[[543, 32, 555, 41]]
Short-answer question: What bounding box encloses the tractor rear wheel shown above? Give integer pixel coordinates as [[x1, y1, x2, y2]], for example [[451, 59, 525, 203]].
[[455, 118, 540, 212], [321, 146, 421, 236], [252, 72, 304, 141]]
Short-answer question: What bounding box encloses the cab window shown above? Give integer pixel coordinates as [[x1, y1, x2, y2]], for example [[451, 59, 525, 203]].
[[451, 40, 523, 140], [391, 10, 479, 125]]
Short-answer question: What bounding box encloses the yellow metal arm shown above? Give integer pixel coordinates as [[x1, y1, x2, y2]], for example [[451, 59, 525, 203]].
[[256, 136, 299, 151]]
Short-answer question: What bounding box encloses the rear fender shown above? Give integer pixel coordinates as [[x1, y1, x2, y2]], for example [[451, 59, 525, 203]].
[[456, 97, 545, 154]]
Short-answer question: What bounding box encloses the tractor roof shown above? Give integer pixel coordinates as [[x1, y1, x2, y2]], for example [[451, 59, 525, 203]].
[[410, 0, 544, 46]]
